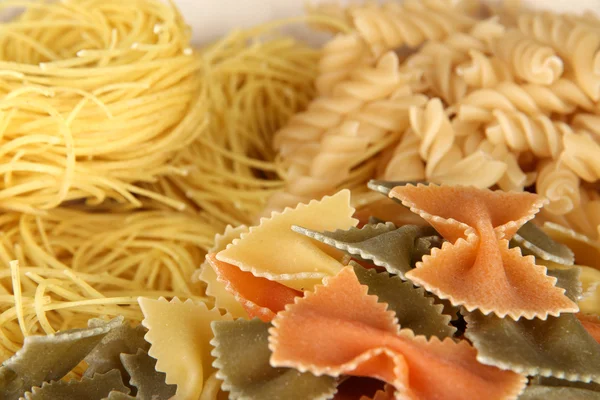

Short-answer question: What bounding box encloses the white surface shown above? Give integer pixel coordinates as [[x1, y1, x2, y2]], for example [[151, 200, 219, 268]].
[[173, 0, 600, 45], [2, 1, 600, 44]]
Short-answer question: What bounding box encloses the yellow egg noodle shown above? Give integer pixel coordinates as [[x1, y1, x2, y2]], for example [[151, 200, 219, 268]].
[[0, 209, 215, 359], [0, 0, 204, 213], [143, 18, 330, 227]]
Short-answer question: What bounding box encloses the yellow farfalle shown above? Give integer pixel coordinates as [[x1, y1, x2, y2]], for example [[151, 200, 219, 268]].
[[195, 225, 250, 319], [217, 190, 358, 291], [138, 297, 231, 400]]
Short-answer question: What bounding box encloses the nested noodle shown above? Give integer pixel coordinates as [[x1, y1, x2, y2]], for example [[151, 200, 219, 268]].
[[0, 0, 206, 213]]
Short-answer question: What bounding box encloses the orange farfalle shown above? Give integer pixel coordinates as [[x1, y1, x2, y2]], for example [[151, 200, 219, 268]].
[[390, 184, 578, 320], [206, 254, 302, 322], [269, 267, 526, 400], [578, 314, 600, 344]]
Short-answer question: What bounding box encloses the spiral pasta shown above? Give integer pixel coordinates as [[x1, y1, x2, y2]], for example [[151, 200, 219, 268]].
[[536, 159, 581, 215], [350, 0, 477, 56], [457, 50, 513, 89], [572, 113, 600, 138], [408, 20, 505, 103], [561, 131, 600, 183], [409, 98, 461, 178], [492, 28, 564, 85], [406, 34, 482, 102], [382, 128, 426, 181], [0, 0, 204, 213], [408, 98, 509, 187], [484, 110, 571, 158], [316, 33, 372, 96], [266, 74, 425, 214], [537, 187, 600, 240], [273, 52, 408, 157], [473, 136, 534, 192], [518, 12, 600, 101]]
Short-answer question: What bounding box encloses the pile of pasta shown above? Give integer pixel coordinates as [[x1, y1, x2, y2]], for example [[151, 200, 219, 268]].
[[2, 0, 600, 398], [0, 0, 334, 364], [266, 0, 600, 245], [4, 182, 599, 399]]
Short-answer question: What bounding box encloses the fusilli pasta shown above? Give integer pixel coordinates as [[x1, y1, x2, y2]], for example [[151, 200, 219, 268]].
[[264, 1, 600, 247], [351, 0, 476, 56], [484, 110, 571, 158], [266, 53, 426, 215], [492, 28, 564, 85], [316, 33, 373, 96], [457, 50, 513, 89], [382, 128, 426, 181], [473, 136, 535, 191], [408, 98, 507, 187], [518, 12, 600, 101], [273, 52, 409, 158], [536, 159, 581, 215], [561, 131, 600, 182]]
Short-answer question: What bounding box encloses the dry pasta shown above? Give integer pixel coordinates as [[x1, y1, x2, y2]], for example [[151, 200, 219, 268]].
[[265, 52, 422, 214], [0, 207, 219, 361], [350, 0, 477, 56], [518, 12, 600, 101], [0, 0, 204, 213], [0, 0, 348, 368], [144, 20, 325, 227], [491, 28, 564, 85], [484, 110, 570, 158], [316, 33, 372, 96], [561, 131, 600, 183], [536, 159, 581, 215], [0, 260, 208, 371], [266, 0, 600, 247], [409, 98, 462, 179]]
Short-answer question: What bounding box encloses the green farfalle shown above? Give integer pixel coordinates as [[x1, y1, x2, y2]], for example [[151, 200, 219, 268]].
[[292, 223, 438, 279], [103, 391, 136, 400], [463, 268, 600, 382], [120, 349, 176, 400], [211, 318, 337, 400], [464, 310, 600, 383], [519, 385, 600, 399], [367, 180, 425, 198], [23, 370, 129, 400], [547, 267, 582, 302], [511, 222, 575, 266], [464, 268, 600, 383], [0, 317, 121, 400], [532, 376, 600, 392], [352, 263, 456, 339], [84, 317, 150, 380]]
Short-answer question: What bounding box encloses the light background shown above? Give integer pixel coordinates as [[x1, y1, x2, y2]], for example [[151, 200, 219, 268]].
[[172, 0, 600, 45]]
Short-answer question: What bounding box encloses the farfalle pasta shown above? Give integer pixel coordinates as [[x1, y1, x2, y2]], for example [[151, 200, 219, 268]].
[[217, 190, 357, 291], [138, 298, 232, 400], [390, 184, 578, 319], [269, 266, 527, 400]]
